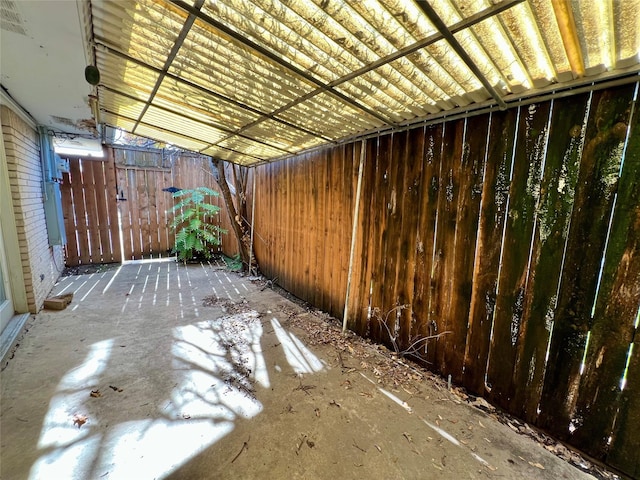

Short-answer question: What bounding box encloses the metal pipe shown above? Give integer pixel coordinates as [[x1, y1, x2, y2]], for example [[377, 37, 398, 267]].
[[342, 139, 366, 333]]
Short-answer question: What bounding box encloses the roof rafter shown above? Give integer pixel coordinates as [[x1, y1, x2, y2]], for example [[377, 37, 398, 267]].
[[132, 0, 205, 133], [415, 0, 508, 109]]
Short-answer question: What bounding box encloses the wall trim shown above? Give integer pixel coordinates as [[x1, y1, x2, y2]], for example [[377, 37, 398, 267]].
[[0, 87, 38, 130], [0, 120, 29, 313]]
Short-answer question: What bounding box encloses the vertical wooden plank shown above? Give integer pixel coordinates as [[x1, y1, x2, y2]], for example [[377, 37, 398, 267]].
[[486, 102, 551, 409], [368, 135, 392, 344], [509, 94, 590, 421], [104, 150, 122, 263], [538, 84, 637, 437], [156, 170, 170, 255], [379, 132, 405, 343], [444, 115, 489, 383], [91, 161, 111, 263], [347, 139, 376, 335], [127, 168, 142, 259], [327, 148, 339, 316], [429, 119, 465, 372], [411, 124, 444, 364], [116, 167, 132, 261], [338, 143, 354, 320], [60, 169, 79, 266], [302, 155, 311, 302], [608, 333, 640, 478], [571, 89, 640, 464], [69, 159, 90, 265], [312, 153, 324, 309], [147, 170, 161, 256], [321, 150, 333, 313], [392, 130, 423, 352], [83, 161, 102, 263], [462, 109, 517, 394], [137, 169, 150, 258]]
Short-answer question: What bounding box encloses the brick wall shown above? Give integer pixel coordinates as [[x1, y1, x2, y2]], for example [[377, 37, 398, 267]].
[[1, 105, 64, 313]]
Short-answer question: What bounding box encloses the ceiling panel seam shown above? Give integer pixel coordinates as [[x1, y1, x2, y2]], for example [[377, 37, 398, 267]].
[[414, 0, 507, 110], [132, 0, 205, 133]]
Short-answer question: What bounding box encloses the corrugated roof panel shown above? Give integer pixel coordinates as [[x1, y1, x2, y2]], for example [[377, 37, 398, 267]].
[[495, 2, 555, 88], [573, 0, 614, 75], [217, 135, 289, 159], [154, 77, 262, 130], [140, 105, 229, 146], [87, 0, 639, 166], [528, 0, 573, 81], [171, 19, 316, 113], [277, 92, 385, 140], [200, 0, 451, 122], [461, 16, 533, 91], [92, 0, 187, 69], [99, 88, 147, 120], [200, 0, 347, 84], [201, 146, 257, 165], [96, 51, 159, 100], [100, 112, 137, 133], [241, 119, 326, 153], [135, 124, 210, 152], [614, 0, 640, 68]]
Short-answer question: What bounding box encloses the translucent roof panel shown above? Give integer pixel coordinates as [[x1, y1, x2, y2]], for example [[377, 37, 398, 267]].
[[89, 0, 640, 165]]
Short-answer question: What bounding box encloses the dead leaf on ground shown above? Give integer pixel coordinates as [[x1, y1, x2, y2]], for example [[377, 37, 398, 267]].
[[73, 414, 88, 428]]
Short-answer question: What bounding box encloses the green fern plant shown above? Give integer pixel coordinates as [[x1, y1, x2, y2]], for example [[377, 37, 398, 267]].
[[169, 187, 226, 262]]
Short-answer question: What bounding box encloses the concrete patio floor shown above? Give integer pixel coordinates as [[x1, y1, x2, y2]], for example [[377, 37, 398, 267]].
[[0, 260, 598, 480]]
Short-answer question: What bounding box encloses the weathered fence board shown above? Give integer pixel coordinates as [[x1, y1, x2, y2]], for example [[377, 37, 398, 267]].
[[486, 102, 551, 409], [462, 109, 517, 395], [572, 90, 640, 461], [510, 94, 590, 421], [381, 132, 407, 350], [538, 84, 637, 438], [61, 158, 121, 266], [396, 130, 424, 352], [445, 115, 489, 384], [369, 135, 393, 343], [430, 119, 465, 372]]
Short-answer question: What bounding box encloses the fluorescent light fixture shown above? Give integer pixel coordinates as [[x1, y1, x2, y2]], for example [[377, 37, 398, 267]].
[[53, 137, 104, 158]]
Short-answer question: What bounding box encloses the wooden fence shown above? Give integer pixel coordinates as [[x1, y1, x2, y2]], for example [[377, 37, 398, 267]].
[[252, 83, 640, 477], [61, 147, 238, 265], [61, 157, 121, 266]]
